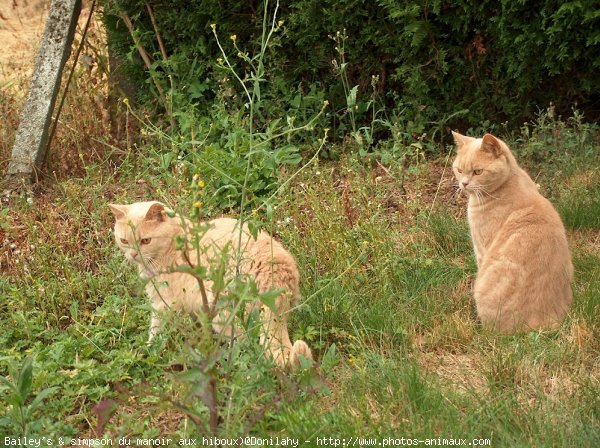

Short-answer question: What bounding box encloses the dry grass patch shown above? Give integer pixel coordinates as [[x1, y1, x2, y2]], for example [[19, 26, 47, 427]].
[[419, 352, 487, 394]]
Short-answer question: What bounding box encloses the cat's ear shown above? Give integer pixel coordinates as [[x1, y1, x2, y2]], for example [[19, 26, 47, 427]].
[[145, 202, 166, 222], [108, 204, 127, 221], [481, 133, 503, 157], [451, 130, 474, 147]]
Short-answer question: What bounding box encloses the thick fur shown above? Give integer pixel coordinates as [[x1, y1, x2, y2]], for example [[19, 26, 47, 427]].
[[452, 132, 573, 332], [109, 201, 312, 368]]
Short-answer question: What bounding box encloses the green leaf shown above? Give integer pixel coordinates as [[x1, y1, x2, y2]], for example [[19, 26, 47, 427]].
[[265, 202, 273, 221], [347, 85, 359, 108], [7, 393, 24, 407], [28, 386, 58, 413], [259, 287, 285, 313], [245, 307, 261, 339], [321, 343, 340, 373], [0, 208, 9, 231], [17, 357, 33, 400], [253, 79, 261, 102], [297, 354, 313, 370], [247, 220, 260, 240], [70, 300, 79, 321], [177, 367, 207, 384], [210, 242, 231, 294], [0, 416, 12, 427], [0, 375, 17, 393]]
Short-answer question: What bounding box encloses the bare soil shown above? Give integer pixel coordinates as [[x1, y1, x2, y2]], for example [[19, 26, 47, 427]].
[[0, 0, 50, 85]]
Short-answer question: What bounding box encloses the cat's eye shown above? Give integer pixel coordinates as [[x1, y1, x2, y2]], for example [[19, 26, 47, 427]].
[[473, 169, 483, 175], [140, 238, 152, 245], [120, 238, 128, 245]]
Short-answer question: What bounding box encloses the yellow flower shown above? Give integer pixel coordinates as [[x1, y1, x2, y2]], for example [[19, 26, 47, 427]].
[[210, 23, 216, 31], [230, 34, 237, 42], [194, 201, 202, 208], [197, 180, 205, 188], [217, 57, 224, 65], [277, 20, 284, 27]]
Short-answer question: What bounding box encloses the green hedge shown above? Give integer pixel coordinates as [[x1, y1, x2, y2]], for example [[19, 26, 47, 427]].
[[102, 0, 600, 140]]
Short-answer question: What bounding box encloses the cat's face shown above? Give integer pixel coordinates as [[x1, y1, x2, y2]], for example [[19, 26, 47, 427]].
[[108, 201, 180, 271], [452, 131, 511, 197]]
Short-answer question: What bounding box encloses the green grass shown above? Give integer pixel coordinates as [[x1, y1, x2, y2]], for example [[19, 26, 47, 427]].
[[2, 113, 600, 445], [558, 179, 600, 231]]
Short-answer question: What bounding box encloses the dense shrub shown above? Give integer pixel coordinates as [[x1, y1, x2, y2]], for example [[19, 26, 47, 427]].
[[102, 0, 600, 142]]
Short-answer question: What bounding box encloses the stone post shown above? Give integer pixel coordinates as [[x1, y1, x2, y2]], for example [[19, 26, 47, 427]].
[[3, 0, 82, 188]]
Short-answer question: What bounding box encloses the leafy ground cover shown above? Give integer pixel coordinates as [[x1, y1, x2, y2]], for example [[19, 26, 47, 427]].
[[1, 104, 599, 445]]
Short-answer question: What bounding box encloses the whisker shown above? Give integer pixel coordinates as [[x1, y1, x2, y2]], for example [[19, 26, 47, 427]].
[[481, 188, 499, 200], [143, 256, 161, 276], [449, 184, 461, 203], [475, 189, 483, 206], [475, 184, 499, 200]]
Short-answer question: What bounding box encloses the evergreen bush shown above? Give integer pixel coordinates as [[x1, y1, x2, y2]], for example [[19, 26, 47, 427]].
[[102, 0, 600, 143]]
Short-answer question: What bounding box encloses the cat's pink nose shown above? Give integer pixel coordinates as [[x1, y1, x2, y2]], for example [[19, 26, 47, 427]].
[[131, 251, 139, 259], [461, 181, 469, 188]]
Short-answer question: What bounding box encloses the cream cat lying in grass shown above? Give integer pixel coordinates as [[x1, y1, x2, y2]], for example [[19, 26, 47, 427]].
[[109, 201, 312, 368], [452, 131, 573, 332]]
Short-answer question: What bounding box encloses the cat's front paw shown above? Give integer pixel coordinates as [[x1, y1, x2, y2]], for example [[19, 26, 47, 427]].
[[289, 340, 313, 369]]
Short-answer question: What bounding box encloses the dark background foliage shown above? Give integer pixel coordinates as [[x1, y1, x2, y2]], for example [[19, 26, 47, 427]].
[[102, 0, 600, 143]]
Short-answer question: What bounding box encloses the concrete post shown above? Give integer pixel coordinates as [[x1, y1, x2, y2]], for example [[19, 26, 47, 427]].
[[3, 0, 82, 188]]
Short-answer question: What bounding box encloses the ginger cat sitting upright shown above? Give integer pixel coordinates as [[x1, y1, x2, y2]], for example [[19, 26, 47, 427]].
[[452, 131, 573, 332], [109, 201, 312, 368]]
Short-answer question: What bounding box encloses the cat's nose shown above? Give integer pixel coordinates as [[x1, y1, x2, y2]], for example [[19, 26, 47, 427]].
[[131, 251, 139, 259], [461, 180, 469, 188]]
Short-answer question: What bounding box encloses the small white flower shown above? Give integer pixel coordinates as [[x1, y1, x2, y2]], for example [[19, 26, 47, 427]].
[[26, 197, 34, 205]]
